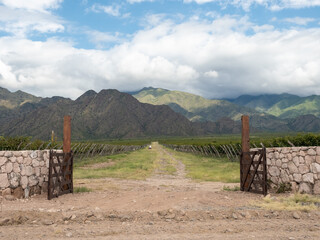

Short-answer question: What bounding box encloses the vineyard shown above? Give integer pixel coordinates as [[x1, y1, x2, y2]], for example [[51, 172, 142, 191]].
[[161, 133, 320, 161], [1, 133, 320, 162], [0, 136, 146, 162]]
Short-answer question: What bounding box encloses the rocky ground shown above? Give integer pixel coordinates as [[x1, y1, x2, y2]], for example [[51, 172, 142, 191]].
[[0, 145, 320, 239]]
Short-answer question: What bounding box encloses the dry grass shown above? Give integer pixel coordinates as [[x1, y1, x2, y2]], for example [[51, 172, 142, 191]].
[[254, 194, 320, 212], [152, 143, 177, 175]]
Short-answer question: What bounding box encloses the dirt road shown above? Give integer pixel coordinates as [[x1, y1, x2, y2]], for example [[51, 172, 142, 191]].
[[1, 143, 320, 239]]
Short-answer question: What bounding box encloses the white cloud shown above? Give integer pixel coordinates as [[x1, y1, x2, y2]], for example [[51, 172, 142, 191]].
[[143, 14, 168, 27], [91, 4, 121, 17], [0, 0, 63, 12], [1, 16, 320, 99], [127, 0, 154, 3], [0, 1, 64, 37], [0, 6, 64, 37], [204, 70, 219, 78], [87, 30, 122, 48], [184, 0, 214, 3], [184, 0, 320, 11], [284, 17, 316, 26], [269, 0, 320, 10]]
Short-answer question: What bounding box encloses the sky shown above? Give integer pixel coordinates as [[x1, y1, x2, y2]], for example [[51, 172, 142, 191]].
[[0, 0, 320, 99]]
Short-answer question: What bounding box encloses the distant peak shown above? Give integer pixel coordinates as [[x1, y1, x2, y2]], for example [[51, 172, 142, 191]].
[[76, 89, 97, 101], [83, 89, 97, 96], [98, 89, 120, 95], [142, 86, 155, 90], [142, 87, 169, 91], [0, 86, 10, 93]]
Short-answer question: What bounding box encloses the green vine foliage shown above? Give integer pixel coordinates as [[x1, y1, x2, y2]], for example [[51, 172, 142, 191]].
[[0, 136, 48, 151]]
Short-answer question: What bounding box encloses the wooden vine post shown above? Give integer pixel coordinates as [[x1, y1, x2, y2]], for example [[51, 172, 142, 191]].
[[240, 115, 250, 191]]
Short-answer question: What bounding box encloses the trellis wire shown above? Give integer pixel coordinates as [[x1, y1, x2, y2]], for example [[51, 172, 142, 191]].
[[0, 140, 146, 161], [162, 140, 294, 162]]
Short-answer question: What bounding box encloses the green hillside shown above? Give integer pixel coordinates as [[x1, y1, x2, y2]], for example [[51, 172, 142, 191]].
[[0, 87, 41, 109], [228, 93, 300, 112], [267, 95, 320, 118], [229, 93, 320, 119], [133, 87, 258, 122]]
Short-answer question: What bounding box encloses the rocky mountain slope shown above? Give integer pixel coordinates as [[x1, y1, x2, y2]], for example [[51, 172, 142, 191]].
[[0, 88, 241, 140]]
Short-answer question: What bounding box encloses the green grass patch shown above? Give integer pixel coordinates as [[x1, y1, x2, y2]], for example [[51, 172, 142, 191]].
[[74, 186, 92, 193], [223, 185, 240, 191], [255, 194, 320, 212], [164, 147, 239, 183], [164, 165, 177, 175], [74, 147, 157, 180], [74, 153, 127, 168]]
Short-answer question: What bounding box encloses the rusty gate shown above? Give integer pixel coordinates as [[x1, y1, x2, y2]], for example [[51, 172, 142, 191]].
[[48, 150, 73, 200], [240, 147, 267, 196]]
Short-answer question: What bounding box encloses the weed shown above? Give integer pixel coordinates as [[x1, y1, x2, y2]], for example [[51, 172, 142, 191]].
[[223, 185, 240, 191], [74, 186, 92, 193], [276, 183, 292, 193], [254, 193, 320, 212]]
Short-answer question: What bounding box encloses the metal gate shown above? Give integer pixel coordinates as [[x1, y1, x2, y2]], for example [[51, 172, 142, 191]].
[[48, 150, 73, 200], [240, 148, 267, 195]]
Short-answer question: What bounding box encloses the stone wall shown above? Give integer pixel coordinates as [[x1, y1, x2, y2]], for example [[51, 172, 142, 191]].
[[0, 150, 50, 199], [266, 146, 320, 194]]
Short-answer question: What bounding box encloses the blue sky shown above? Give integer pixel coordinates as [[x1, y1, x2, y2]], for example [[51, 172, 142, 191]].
[[0, 0, 320, 99]]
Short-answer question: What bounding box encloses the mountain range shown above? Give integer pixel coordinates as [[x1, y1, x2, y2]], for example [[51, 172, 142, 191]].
[[227, 93, 320, 119], [0, 86, 320, 140], [132, 87, 320, 133], [0, 88, 240, 140]]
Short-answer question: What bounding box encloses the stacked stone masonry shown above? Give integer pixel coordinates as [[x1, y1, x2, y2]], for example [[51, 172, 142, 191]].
[[0, 150, 51, 199], [264, 146, 320, 194]]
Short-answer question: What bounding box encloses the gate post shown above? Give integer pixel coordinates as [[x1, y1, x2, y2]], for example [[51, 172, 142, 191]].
[[241, 115, 250, 191], [63, 115, 71, 190], [63, 116, 71, 153]]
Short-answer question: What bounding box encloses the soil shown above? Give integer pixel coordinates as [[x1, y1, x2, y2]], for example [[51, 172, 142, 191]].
[[1, 144, 320, 239]]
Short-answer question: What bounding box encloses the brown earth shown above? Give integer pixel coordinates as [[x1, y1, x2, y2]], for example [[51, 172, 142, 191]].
[[1, 145, 320, 239]]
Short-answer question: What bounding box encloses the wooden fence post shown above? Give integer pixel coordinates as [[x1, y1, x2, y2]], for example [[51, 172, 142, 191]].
[[241, 115, 250, 191]]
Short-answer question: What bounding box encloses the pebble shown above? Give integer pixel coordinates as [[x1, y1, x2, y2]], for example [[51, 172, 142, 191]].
[[4, 195, 16, 201], [232, 213, 238, 220], [273, 211, 279, 217], [293, 212, 300, 219], [43, 220, 54, 225], [62, 213, 72, 221], [66, 232, 72, 237], [165, 213, 176, 219], [0, 218, 10, 226], [86, 212, 94, 218], [108, 214, 117, 219]]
